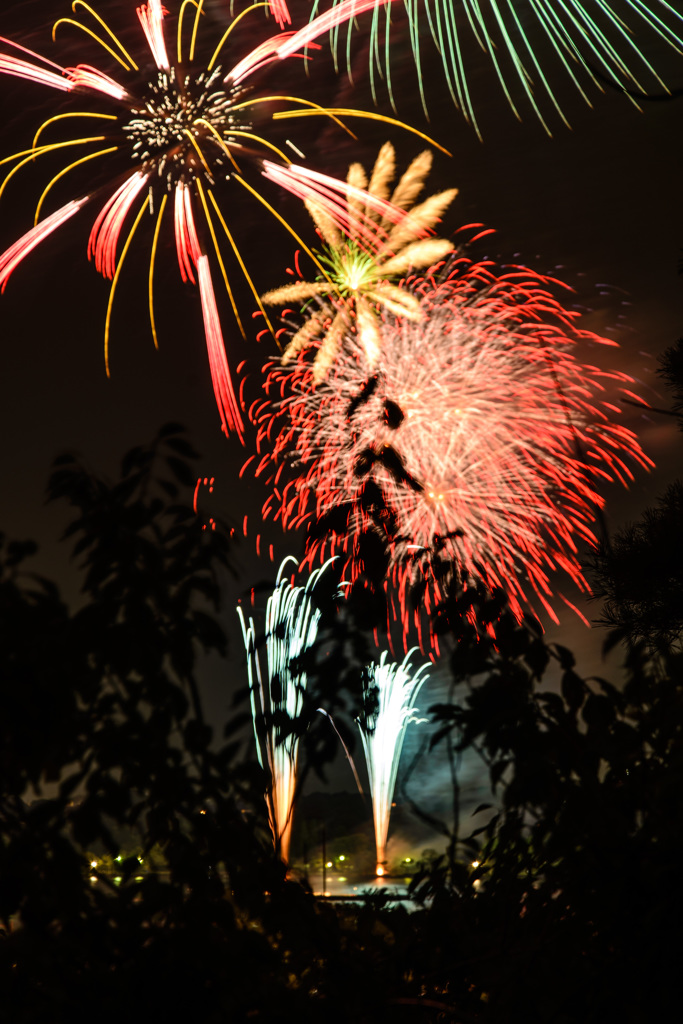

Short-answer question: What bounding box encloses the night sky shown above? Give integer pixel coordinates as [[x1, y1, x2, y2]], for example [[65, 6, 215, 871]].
[[1, 1, 682, 836]]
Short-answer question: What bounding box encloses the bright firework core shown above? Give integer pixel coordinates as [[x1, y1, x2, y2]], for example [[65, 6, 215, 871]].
[[325, 243, 378, 295], [124, 67, 241, 186]]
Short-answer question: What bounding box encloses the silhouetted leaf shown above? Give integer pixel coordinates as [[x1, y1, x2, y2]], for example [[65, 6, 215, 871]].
[[561, 669, 585, 711], [165, 456, 196, 487]]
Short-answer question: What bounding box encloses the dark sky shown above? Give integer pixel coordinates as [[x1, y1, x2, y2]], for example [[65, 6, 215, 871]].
[[1, 1, 682, 832]]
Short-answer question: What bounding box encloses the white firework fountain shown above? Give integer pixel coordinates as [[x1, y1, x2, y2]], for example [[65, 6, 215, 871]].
[[238, 557, 335, 863], [357, 650, 430, 876]]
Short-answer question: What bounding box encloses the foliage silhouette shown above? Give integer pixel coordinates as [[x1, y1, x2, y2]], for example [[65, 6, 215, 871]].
[[409, 593, 683, 1022], [2, 427, 683, 1022], [0, 426, 297, 1021]]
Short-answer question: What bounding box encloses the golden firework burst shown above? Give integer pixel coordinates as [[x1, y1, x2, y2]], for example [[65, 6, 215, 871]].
[[261, 142, 457, 379]]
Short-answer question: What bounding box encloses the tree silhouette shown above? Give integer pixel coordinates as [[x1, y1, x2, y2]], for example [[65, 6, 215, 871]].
[[411, 596, 683, 1022], [0, 426, 296, 1021], [592, 339, 683, 652], [2, 426, 683, 1023]]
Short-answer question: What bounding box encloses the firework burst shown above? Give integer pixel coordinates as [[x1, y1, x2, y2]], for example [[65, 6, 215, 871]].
[[317, 0, 683, 136], [261, 141, 457, 379], [249, 257, 653, 648], [238, 557, 337, 863], [357, 649, 429, 875], [0, 0, 440, 441]]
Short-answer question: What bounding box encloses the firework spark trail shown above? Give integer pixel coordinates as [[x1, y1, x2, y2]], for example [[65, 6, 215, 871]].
[[357, 650, 429, 875], [0, 0, 435, 440], [0, 200, 87, 290], [260, 160, 410, 250], [316, 0, 683, 135], [268, 0, 292, 30], [250, 258, 653, 649], [238, 557, 337, 863]]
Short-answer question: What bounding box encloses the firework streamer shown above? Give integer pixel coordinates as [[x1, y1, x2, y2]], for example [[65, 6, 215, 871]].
[[238, 557, 338, 862], [249, 257, 653, 651], [357, 649, 429, 875], [313, 0, 683, 136], [0, 0, 443, 440], [262, 141, 457, 379]]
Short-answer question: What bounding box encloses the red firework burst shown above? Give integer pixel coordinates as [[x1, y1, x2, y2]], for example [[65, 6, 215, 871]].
[[247, 257, 653, 650]]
